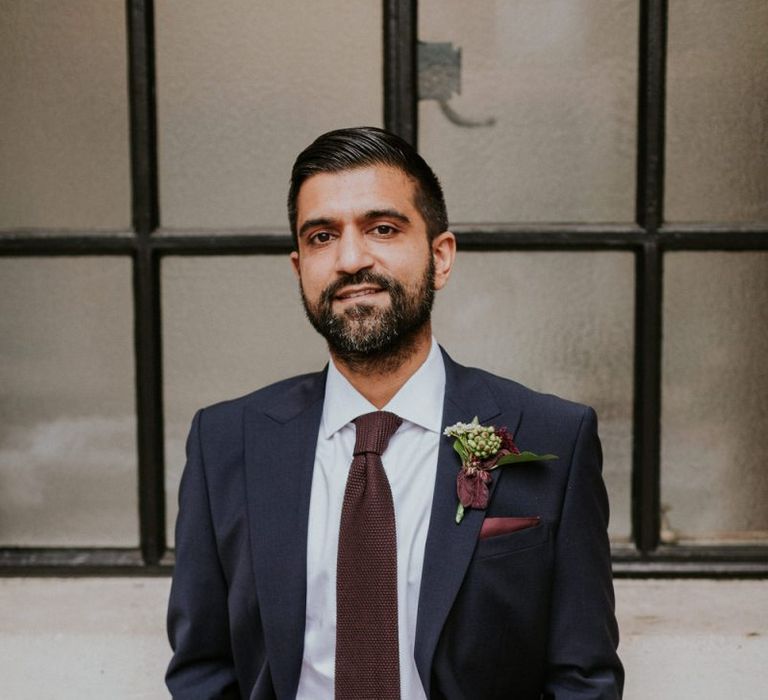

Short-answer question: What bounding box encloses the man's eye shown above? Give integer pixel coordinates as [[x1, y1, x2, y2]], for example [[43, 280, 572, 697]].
[[310, 231, 333, 244], [373, 225, 396, 235]]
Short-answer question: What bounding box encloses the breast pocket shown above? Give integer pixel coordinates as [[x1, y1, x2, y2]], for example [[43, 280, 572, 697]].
[[472, 520, 551, 561]]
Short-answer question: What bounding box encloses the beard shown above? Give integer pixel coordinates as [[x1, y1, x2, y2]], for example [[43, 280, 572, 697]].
[[300, 260, 435, 369]]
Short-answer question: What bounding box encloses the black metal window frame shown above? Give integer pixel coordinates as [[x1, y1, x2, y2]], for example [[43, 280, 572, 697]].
[[1, 0, 766, 577]]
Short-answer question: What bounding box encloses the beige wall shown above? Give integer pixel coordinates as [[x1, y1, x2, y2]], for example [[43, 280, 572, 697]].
[[1, 578, 766, 699]]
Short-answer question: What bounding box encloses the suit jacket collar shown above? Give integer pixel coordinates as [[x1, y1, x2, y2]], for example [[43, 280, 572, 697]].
[[414, 349, 523, 696], [244, 369, 327, 700]]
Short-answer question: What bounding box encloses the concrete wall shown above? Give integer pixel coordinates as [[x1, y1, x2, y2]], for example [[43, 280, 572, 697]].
[[1, 578, 765, 698]]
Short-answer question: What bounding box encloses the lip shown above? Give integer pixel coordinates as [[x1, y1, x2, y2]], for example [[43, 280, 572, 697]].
[[333, 285, 386, 302]]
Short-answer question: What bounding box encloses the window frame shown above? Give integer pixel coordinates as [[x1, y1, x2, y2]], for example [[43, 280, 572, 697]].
[[1, 0, 766, 577]]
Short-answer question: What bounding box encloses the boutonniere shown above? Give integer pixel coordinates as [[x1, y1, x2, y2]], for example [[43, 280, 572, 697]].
[[443, 417, 557, 523]]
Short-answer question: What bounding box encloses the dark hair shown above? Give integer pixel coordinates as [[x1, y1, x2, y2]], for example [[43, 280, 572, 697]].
[[287, 126, 448, 245]]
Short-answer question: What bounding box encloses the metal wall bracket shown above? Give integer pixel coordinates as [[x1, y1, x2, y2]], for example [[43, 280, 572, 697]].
[[417, 41, 495, 128]]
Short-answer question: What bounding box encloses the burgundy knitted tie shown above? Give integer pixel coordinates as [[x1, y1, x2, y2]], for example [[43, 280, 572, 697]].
[[336, 410, 403, 700]]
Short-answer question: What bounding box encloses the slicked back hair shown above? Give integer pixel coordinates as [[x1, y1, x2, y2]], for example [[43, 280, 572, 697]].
[[288, 126, 448, 246]]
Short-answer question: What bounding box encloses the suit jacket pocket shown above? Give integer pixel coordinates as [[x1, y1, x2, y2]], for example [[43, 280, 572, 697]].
[[472, 520, 550, 561], [479, 515, 541, 540]]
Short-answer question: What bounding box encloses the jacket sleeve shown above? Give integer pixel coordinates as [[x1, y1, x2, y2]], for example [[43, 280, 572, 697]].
[[166, 409, 240, 699], [543, 407, 624, 699]]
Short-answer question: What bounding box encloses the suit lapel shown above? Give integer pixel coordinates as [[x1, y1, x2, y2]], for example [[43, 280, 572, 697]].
[[414, 352, 522, 695], [244, 370, 326, 700]]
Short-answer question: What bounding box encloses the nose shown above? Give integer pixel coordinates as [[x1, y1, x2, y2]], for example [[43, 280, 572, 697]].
[[335, 229, 374, 275]]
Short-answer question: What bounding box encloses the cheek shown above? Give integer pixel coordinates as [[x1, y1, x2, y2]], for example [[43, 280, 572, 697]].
[[298, 263, 332, 299], [389, 247, 430, 275]]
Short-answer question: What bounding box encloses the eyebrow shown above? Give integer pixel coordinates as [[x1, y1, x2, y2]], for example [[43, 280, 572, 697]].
[[363, 208, 411, 226], [298, 209, 412, 238], [298, 217, 335, 238]]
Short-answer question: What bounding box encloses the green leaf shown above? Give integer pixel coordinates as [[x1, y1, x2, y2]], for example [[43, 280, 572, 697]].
[[455, 503, 465, 523], [452, 440, 469, 462], [492, 452, 558, 468]]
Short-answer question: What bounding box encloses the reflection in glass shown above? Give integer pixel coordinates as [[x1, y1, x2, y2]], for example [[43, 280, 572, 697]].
[[432, 252, 634, 541], [162, 256, 327, 540], [156, 0, 382, 229], [419, 0, 638, 224], [662, 253, 768, 543], [0, 0, 130, 229], [0, 258, 137, 546], [666, 0, 768, 223], [163, 253, 634, 543]]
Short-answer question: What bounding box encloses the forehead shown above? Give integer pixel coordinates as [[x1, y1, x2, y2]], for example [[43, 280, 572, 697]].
[[295, 165, 420, 222]]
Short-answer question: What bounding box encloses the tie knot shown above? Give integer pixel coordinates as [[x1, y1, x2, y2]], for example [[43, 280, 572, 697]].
[[353, 411, 402, 456]]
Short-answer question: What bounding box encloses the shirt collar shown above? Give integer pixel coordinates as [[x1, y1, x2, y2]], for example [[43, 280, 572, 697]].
[[321, 338, 446, 438]]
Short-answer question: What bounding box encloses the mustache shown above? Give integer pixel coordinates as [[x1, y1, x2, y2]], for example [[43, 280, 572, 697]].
[[319, 270, 397, 306]]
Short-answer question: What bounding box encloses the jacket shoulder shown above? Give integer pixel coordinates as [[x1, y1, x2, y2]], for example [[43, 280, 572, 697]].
[[468, 365, 592, 424], [195, 370, 326, 435]]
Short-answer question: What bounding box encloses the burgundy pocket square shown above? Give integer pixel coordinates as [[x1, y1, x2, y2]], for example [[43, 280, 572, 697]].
[[479, 516, 541, 540]]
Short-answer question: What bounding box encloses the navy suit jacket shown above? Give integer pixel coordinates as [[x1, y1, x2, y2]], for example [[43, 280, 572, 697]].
[[167, 350, 623, 699]]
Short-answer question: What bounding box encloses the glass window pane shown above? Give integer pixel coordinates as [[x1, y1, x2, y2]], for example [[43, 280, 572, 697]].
[[432, 252, 635, 542], [419, 0, 638, 224], [156, 1, 382, 230], [162, 257, 328, 541], [164, 253, 634, 544], [0, 1, 130, 230], [662, 253, 768, 544], [666, 0, 768, 223], [0, 258, 137, 546]]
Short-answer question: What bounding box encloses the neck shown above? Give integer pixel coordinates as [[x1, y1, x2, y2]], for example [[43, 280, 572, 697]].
[[330, 323, 433, 409]]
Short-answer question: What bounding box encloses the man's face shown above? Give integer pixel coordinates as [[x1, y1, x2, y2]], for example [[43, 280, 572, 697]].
[[290, 165, 451, 360]]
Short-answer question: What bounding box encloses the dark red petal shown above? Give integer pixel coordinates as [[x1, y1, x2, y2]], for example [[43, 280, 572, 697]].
[[456, 471, 473, 506], [456, 470, 490, 509], [497, 427, 521, 455], [470, 479, 490, 509]]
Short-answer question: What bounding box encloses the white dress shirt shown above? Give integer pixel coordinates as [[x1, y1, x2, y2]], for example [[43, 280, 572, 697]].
[[296, 338, 445, 700]]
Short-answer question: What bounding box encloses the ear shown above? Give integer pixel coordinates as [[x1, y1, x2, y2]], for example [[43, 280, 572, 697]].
[[290, 250, 301, 280], [431, 231, 456, 291]]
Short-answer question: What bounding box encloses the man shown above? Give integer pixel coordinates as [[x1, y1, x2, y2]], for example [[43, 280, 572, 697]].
[[167, 127, 623, 699]]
